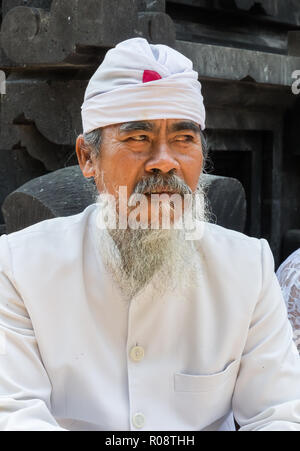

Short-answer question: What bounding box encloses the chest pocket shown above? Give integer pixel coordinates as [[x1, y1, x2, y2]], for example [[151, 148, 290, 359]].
[[173, 360, 240, 430], [174, 359, 240, 392]]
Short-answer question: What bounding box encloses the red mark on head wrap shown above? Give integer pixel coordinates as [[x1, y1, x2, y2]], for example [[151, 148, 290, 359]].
[[143, 70, 162, 83]]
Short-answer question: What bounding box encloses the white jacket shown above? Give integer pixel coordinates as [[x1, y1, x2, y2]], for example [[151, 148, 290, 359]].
[[0, 203, 299, 431]]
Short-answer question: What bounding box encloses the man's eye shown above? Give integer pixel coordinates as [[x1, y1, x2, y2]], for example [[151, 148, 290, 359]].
[[176, 135, 194, 142], [129, 135, 148, 142]]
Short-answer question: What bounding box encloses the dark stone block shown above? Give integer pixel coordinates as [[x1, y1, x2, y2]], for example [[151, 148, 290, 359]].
[[0, 147, 49, 223], [1, 0, 139, 66], [0, 79, 85, 152], [0, 225, 7, 236], [2, 166, 97, 233], [288, 31, 300, 57], [138, 12, 176, 46], [0, 0, 175, 67], [2, 0, 52, 17], [202, 174, 246, 233], [234, 0, 277, 16], [175, 40, 300, 87], [137, 0, 166, 11], [170, 0, 300, 26]]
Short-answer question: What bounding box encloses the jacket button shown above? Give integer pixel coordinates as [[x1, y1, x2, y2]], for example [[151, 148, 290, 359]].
[[130, 346, 145, 362], [133, 412, 145, 429]]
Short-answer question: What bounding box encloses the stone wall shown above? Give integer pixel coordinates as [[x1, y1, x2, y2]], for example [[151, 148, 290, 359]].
[[1, 0, 300, 265]]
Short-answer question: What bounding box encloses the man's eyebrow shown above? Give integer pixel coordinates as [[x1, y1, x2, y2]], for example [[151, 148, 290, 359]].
[[119, 121, 155, 133], [169, 121, 201, 134]]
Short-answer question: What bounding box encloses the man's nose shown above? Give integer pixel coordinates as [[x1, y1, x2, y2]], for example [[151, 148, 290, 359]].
[[144, 141, 180, 174]]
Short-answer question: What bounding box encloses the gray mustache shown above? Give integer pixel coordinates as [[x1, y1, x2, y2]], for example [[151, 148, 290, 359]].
[[133, 174, 192, 196]]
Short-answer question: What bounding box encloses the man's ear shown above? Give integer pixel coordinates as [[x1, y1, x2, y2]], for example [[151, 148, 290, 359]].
[[76, 135, 96, 179]]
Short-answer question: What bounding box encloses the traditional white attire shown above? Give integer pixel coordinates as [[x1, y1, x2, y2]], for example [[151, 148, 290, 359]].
[[277, 250, 300, 353], [0, 204, 300, 431], [1, 36, 300, 432]]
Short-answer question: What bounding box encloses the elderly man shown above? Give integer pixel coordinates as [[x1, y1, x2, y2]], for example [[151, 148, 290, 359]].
[[0, 38, 300, 432]]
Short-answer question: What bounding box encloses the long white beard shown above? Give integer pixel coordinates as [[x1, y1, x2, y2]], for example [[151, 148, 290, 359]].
[[93, 181, 208, 302]]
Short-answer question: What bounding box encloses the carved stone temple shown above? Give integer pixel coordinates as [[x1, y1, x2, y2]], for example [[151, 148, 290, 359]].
[[1, 0, 300, 266]]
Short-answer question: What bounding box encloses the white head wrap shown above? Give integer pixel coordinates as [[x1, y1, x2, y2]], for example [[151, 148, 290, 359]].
[[81, 38, 206, 134]]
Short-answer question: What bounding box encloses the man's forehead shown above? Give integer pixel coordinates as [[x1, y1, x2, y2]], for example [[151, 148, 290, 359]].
[[118, 119, 201, 134]]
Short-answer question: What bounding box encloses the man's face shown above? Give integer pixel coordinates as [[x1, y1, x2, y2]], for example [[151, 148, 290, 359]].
[[77, 118, 203, 224], [77, 118, 204, 298]]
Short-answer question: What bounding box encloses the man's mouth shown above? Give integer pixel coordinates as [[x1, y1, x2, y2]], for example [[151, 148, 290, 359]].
[[143, 189, 180, 195]]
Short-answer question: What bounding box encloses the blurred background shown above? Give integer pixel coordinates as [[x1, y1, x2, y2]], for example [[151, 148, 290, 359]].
[[1, 0, 300, 267]]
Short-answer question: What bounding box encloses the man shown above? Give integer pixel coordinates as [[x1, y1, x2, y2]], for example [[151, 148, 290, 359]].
[[0, 38, 300, 431]]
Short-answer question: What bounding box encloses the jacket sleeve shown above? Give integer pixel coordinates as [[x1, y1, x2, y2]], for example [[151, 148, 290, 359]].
[[232, 239, 300, 431], [0, 235, 66, 431]]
